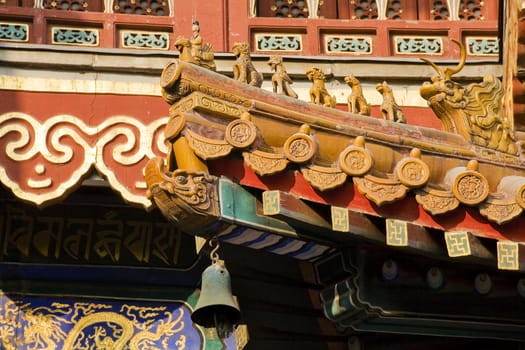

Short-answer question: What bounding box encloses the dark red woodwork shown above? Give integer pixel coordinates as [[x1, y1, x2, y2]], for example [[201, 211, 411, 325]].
[[0, 0, 498, 57], [0, 91, 167, 123]]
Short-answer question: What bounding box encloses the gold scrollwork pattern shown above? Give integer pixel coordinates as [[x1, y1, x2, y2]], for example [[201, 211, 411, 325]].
[[160, 61, 181, 88], [184, 129, 233, 160], [284, 134, 317, 163], [243, 150, 289, 176], [479, 196, 523, 224], [225, 119, 257, 149], [452, 171, 489, 206], [338, 137, 373, 176], [415, 187, 460, 215], [300, 164, 347, 191], [395, 149, 430, 188], [354, 174, 408, 206]]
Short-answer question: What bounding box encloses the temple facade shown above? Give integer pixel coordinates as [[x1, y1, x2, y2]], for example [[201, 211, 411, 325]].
[[2, 1, 525, 349]]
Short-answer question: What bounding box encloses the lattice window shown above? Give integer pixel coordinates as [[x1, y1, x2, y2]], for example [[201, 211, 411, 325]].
[[44, 0, 88, 11], [430, 0, 484, 20], [42, 0, 102, 11], [113, 0, 168, 16], [430, 0, 449, 19], [270, 0, 309, 18], [458, 0, 483, 20], [350, 0, 378, 20], [384, 0, 404, 19]]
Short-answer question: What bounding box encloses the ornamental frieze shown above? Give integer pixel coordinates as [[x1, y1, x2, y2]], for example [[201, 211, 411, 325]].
[[353, 175, 408, 206], [0, 293, 217, 349], [242, 150, 289, 176], [479, 196, 523, 225], [415, 187, 460, 215], [0, 112, 167, 208], [300, 164, 347, 191]]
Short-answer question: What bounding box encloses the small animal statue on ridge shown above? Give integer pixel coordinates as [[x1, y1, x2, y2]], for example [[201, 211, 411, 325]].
[[306, 67, 336, 108], [376, 81, 406, 123], [268, 55, 298, 98], [232, 42, 263, 87], [344, 74, 371, 115]]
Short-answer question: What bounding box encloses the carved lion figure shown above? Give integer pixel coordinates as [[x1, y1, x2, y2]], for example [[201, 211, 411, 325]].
[[376, 81, 406, 123], [232, 42, 263, 87], [344, 74, 371, 115], [306, 67, 336, 108]]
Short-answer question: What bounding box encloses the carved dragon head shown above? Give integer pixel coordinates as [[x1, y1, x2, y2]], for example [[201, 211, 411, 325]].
[[419, 39, 466, 104], [419, 40, 517, 154]]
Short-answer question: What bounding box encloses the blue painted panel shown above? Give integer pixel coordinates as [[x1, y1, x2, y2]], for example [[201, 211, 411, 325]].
[[0, 293, 203, 349]]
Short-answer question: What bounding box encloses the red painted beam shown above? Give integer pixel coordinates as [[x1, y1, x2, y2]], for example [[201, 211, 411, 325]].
[[208, 157, 525, 242]]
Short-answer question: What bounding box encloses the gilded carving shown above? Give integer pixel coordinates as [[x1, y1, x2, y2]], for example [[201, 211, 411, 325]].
[[268, 55, 298, 98], [199, 95, 241, 116], [160, 62, 254, 107], [395, 148, 429, 188], [160, 60, 182, 89], [420, 39, 517, 154], [243, 150, 289, 176], [300, 164, 347, 191], [306, 67, 336, 108], [232, 42, 263, 87], [194, 82, 254, 108], [145, 157, 219, 233], [376, 81, 406, 123], [225, 115, 257, 149], [177, 98, 195, 115], [415, 187, 459, 215], [353, 174, 408, 206], [338, 136, 373, 176], [283, 125, 317, 163], [453, 171, 489, 206], [184, 128, 233, 160], [479, 194, 523, 224], [344, 74, 371, 116], [174, 92, 246, 118]]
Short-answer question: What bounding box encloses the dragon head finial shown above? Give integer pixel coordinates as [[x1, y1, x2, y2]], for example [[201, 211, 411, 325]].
[[420, 39, 466, 81]]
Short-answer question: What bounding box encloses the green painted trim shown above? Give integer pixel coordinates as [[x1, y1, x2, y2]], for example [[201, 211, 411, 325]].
[[219, 178, 298, 238]]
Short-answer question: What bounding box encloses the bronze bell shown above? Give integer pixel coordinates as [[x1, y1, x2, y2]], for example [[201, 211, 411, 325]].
[[191, 260, 241, 338]]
